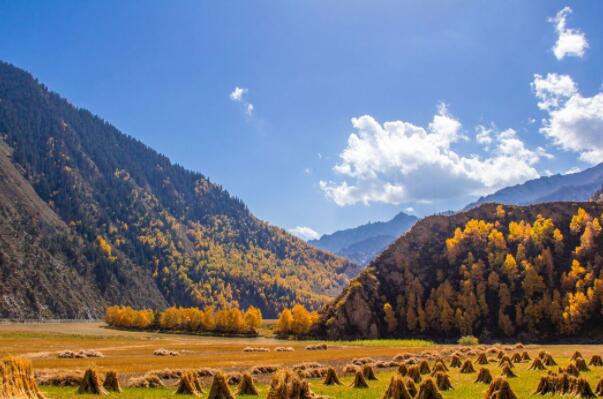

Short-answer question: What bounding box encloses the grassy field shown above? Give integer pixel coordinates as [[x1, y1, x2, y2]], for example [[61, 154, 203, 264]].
[[1, 322, 602, 398]]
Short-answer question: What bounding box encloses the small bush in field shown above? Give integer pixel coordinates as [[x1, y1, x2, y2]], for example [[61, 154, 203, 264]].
[[457, 336, 479, 346]]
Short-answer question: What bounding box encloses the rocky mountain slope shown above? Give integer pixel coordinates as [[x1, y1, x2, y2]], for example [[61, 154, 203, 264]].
[[466, 164, 603, 209], [309, 212, 417, 265], [314, 202, 603, 340], [0, 61, 357, 319]]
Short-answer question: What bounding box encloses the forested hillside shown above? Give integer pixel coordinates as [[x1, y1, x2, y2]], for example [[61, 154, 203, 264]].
[[0, 61, 357, 318], [314, 202, 603, 341]]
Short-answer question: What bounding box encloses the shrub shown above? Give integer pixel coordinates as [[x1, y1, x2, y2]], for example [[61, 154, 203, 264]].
[[457, 335, 479, 346]]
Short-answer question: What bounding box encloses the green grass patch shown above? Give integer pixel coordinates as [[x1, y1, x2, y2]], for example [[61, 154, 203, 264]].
[[332, 339, 435, 347]]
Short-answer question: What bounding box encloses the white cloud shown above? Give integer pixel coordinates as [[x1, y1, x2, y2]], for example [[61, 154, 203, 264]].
[[533, 73, 603, 164], [549, 6, 589, 60], [288, 226, 320, 241], [532, 73, 577, 111], [320, 106, 544, 206], [475, 124, 494, 149], [404, 207, 415, 213], [230, 86, 254, 116], [564, 167, 581, 175], [229, 86, 247, 102]]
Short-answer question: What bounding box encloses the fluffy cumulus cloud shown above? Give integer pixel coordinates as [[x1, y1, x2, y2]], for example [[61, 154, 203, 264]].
[[288, 226, 320, 241], [533, 73, 603, 164], [549, 7, 589, 60], [229, 86, 254, 115], [320, 105, 545, 206]]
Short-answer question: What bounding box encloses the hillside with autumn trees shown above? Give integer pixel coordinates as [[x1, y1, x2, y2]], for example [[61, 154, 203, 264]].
[[313, 202, 603, 341], [0, 61, 358, 319]]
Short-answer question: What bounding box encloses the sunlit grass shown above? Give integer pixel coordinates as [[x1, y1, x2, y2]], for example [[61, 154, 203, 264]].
[[331, 339, 435, 347]]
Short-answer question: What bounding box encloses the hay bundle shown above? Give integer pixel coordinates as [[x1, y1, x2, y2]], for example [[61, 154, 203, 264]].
[[343, 364, 359, 374], [362, 364, 378, 381], [198, 368, 217, 377], [406, 379, 418, 397], [433, 372, 453, 391], [304, 343, 327, 351], [487, 348, 499, 355], [571, 351, 584, 361], [474, 368, 492, 384], [251, 365, 279, 375], [555, 373, 577, 394], [528, 358, 546, 370], [449, 355, 462, 368], [153, 348, 179, 356], [520, 351, 530, 361], [267, 369, 315, 399], [35, 369, 82, 387], [500, 365, 516, 378], [274, 347, 295, 352], [175, 372, 203, 396], [375, 361, 399, 369], [77, 368, 107, 395], [207, 372, 234, 399], [322, 368, 341, 386], [561, 363, 580, 377], [575, 358, 590, 372], [510, 353, 522, 363], [498, 356, 513, 367], [151, 369, 183, 379], [594, 377, 603, 396], [352, 357, 376, 366], [433, 359, 448, 371], [297, 369, 326, 379], [416, 378, 443, 399], [102, 371, 121, 393], [534, 375, 556, 395], [381, 375, 413, 399], [226, 374, 241, 386], [497, 351, 505, 359], [293, 363, 323, 371], [128, 374, 165, 388], [430, 363, 448, 376], [237, 373, 259, 396], [397, 364, 408, 376], [351, 370, 369, 388], [460, 359, 475, 373], [588, 355, 603, 366], [0, 357, 46, 399], [406, 365, 422, 383], [393, 353, 412, 361], [573, 378, 596, 398], [243, 347, 270, 352], [514, 343, 524, 349], [418, 360, 431, 375], [476, 353, 489, 365], [485, 378, 517, 399], [542, 354, 557, 366]]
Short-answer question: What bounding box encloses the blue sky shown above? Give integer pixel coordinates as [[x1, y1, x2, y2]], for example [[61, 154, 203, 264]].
[[1, 1, 602, 239]]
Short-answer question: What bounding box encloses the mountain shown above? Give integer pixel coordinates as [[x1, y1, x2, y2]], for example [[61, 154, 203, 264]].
[[465, 164, 603, 209], [313, 202, 603, 341], [309, 212, 418, 265], [0, 61, 358, 319]]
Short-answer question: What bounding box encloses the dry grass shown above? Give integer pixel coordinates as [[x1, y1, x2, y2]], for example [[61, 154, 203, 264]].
[[3, 323, 603, 398]]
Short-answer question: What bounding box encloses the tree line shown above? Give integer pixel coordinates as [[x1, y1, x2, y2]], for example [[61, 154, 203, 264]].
[[105, 305, 262, 335]]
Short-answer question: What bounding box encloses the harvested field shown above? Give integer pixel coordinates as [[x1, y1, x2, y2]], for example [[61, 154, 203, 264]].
[[2, 322, 603, 398]]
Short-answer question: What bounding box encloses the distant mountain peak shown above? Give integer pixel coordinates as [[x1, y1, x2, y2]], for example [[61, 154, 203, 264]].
[[309, 211, 418, 266], [465, 163, 603, 209]]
